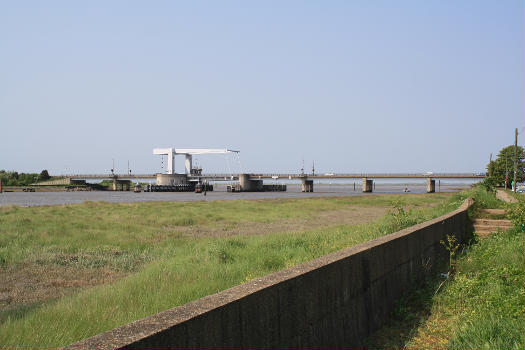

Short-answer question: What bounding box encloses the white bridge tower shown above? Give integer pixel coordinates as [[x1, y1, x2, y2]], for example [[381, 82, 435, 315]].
[[153, 148, 239, 175]]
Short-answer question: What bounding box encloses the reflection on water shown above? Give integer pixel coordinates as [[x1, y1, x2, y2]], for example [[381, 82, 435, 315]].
[[0, 183, 472, 207]]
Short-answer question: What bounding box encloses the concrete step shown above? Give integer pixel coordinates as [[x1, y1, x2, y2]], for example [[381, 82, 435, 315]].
[[473, 221, 513, 237], [475, 230, 497, 238], [473, 209, 513, 238], [480, 209, 506, 215], [473, 226, 511, 233], [473, 219, 513, 226], [474, 227, 513, 237]]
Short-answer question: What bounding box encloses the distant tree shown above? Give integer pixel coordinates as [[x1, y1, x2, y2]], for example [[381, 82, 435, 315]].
[[487, 145, 525, 188], [6, 171, 19, 183], [19, 173, 38, 185], [0, 171, 42, 186], [39, 169, 51, 181]]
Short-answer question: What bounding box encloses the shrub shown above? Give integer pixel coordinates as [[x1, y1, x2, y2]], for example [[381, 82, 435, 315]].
[[478, 176, 497, 193], [386, 199, 418, 232]]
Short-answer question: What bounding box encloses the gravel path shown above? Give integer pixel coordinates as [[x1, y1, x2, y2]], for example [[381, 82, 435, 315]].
[[496, 189, 518, 203]]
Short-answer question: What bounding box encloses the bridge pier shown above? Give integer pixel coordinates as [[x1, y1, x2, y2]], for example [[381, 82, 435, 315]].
[[239, 174, 263, 192], [156, 173, 188, 186], [362, 178, 373, 192], [301, 178, 314, 192], [112, 178, 131, 191], [427, 178, 435, 193]]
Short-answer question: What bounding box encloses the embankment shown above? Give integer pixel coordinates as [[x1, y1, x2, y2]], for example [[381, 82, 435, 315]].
[[63, 198, 473, 350]]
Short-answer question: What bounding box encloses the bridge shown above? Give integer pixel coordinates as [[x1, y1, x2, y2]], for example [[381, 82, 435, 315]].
[[64, 174, 157, 180], [40, 172, 483, 193], [63, 173, 485, 181], [191, 173, 485, 180], [36, 146, 485, 191]]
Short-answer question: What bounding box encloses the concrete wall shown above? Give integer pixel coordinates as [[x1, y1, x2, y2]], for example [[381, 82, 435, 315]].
[[36, 178, 74, 186], [33, 178, 88, 186], [63, 199, 473, 350]]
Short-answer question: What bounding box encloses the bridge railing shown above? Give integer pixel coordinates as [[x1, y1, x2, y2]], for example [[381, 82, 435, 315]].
[[60, 173, 485, 179], [61, 174, 156, 179], [203, 173, 484, 178]]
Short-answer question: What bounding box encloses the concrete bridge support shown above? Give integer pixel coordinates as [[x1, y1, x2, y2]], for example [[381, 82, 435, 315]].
[[427, 178, 436, 193], [301, 178, 314, 192], [362, 178, 373, 192], [156, 174, 188, 186], [112, 179, 131, 191], [239, 174, 251, 191], [239, 174, 263, 192]]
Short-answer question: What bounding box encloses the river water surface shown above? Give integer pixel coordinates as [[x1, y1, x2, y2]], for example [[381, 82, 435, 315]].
[[0, 182, 474, 207]]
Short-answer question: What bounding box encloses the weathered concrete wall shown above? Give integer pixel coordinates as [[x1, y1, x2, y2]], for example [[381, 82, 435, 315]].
[[63, 199, 473, 350], [35, 178, 74, 186]]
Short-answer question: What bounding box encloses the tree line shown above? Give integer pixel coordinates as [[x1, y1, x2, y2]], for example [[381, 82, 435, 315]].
[[486, 145, 525, 188], [0, 170, 51, 186]]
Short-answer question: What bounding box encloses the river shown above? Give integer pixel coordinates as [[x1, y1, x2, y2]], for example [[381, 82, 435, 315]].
[[0, 182, 475, 207]]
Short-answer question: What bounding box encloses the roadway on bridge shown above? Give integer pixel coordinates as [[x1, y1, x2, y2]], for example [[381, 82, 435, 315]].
[[65, 173, 485, 181]]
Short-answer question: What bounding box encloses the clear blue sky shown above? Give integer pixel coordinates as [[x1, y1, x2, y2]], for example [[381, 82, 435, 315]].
[[1, 1, 523, 175]]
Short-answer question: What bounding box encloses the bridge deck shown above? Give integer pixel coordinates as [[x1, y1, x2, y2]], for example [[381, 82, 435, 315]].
[[65, 173, 484, 181]]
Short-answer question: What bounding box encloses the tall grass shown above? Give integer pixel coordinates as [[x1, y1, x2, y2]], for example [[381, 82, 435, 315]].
[[419, 227, 525, 350], [0, 194, 455, 268], [441, 194, 525, 350], [366, 187, 525, 350], [467, 185, 506, 212], [0, 193, 459, 349]]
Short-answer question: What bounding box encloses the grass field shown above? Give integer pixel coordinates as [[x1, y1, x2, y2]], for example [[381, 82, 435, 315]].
[[0, 192, 463, 349], [365, 188, 525, 350]]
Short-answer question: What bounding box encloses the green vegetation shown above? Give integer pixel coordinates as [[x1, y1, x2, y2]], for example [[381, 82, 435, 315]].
[[366, 187, 525, 350], [438, 230, 524, 349], [506, 191, 525, 229], [468, 184, 506, 213], [39, 170, 51, 181], [486, 145, 524, 188], [98, 179, 115, 189], [0, 169, 52, 186], [0, 193, 460, 349]]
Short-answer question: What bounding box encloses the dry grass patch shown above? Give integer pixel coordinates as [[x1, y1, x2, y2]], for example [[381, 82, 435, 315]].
[[176, 206, 388, 237], [405, 314, 455, 350], [0, 264, 127, 324]]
